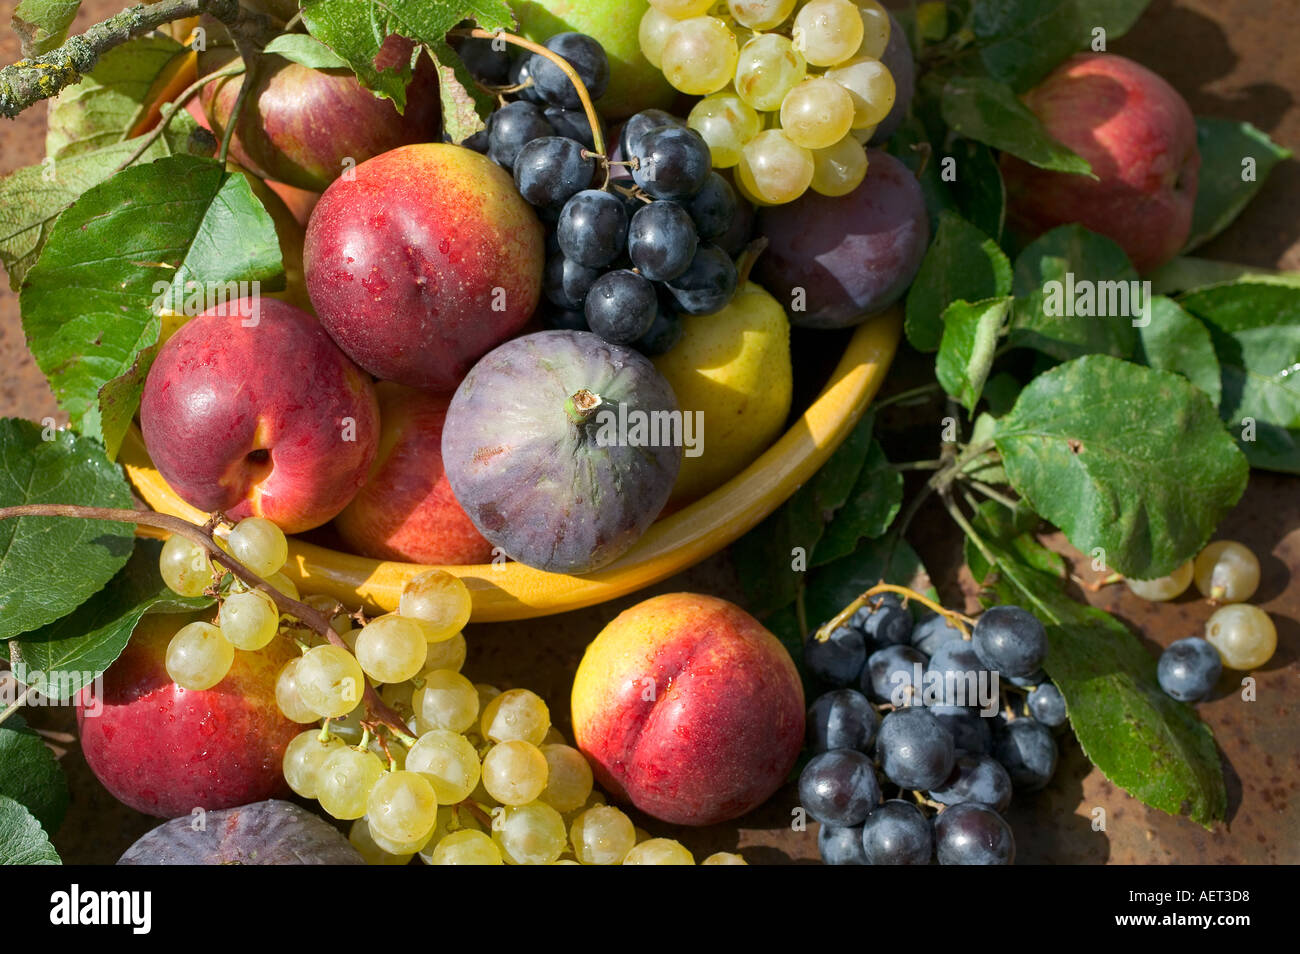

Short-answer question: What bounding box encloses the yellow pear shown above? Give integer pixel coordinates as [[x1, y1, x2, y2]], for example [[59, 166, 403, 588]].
[[654, 281, 793, 505]]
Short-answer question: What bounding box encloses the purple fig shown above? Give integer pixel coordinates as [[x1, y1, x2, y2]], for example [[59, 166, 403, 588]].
[[442, 330, 683, 573]]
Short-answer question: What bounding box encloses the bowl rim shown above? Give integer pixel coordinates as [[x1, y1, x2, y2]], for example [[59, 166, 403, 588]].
[[123, 309, 902, 621]]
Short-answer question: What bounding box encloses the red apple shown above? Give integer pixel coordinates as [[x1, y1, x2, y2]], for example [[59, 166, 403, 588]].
[[77, 612, 301, 818], [571, 593, 805, 826], [334, 382, 494, 565], [1000, 52, 1200, 272], [199, 50, 441, 193], [304, 143, 546, 392], [140, 299, 380, 534]]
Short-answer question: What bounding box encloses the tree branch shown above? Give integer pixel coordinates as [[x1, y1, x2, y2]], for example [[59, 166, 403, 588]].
[[0, 503, 410, 737], [0, 0, 273, 120]]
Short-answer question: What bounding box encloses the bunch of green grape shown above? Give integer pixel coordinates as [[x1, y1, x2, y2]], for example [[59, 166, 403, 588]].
[[640, 0, 896, 205], [159, 516, 299, 690]]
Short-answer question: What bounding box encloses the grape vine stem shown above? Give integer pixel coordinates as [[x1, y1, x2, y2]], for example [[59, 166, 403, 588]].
[[813, 582, 975, 644], [0, 504, 409, 736]]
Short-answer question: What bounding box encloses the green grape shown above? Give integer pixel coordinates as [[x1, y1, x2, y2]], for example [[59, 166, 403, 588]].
[[406, 729, 481, 804], [639, 6, 678, 69], [570, 805, 637, 865], [413, 669, 479, 734], [380, 680, 415, 715], [296, 644, 365, 719], [282, 729, 343, 798], [429, 829, 503, 865], [475, 683, 501, 710], [825, 55, 896, 128], [159, 534, 212, 597], [538, 744, 594, 813], [662, 16, 739, 95], [810, 133, 868, 196], [373, 737, 406, 771], [736, 129, 814, 204], [218, 588, 280, 651], [688, 91, 762, 167], [853, 0, 890, 59], [734, 34, 806, 112], [480, 688, 551, 744], [366, 770, 439, 845], [623, 838, 696, 864], [275, 658, 321, 724], [649, 0, 715, 16], [792, 0, 865, 66], [1205, 604, 1276, 670], [266, 571, 300, 602], [398, 569, 472, 642], [165, 621, 234, 691], [780, 77, 855, 149], [542, 725, 567, 746], [492, 802, 568, 865], [316, 745, 385, 820], [330, 702, 367, 744], [369, 819, 433, 856], [1126, 560, 1194, 602], [850, 123, 878, 143], [424, 632, 467, 673], [702, 851, 749, 864], [1194, 541, 1260, 603], [417, 803, 489, 864], [227, 516, 288, 577], [355, 615, 427, 685], [302, 593, 352, 634], [727, 0, 796, 31], [482, 740, 549, 805], [348, 818, 413, 865]]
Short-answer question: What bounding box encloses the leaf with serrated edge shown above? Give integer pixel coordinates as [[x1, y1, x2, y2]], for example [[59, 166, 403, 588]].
[[995, 355, 1248, 578], [1009, 224, 1140, 360], [0, 419, 134, 640], [20, 155, 282, 446], [0, 795, 61, 864], [937, 296, 1012, 413], [428, 40, 497, 143], [1181, 282, 1300, 473], [262, 33, 351, 70], [977, 540, 1225, 828], [941, 75, 1092, 175], [1135, 296, 1221, 406], [0, 713, 68, 832], [10, 538, 212, 700], [905, 210, 1012, 352]]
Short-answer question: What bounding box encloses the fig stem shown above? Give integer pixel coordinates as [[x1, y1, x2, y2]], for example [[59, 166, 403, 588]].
[[0, 503, 410, 737], [450, 28, 606, 158], [564, 388, 604, 424]]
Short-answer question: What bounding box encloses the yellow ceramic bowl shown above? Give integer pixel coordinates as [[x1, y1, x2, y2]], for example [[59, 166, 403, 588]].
[[123, 310, 901, 621]]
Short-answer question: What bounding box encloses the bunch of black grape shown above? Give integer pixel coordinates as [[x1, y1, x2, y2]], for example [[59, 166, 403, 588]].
[[454, 34, 750, 355], [800, 595, 1068, 865]]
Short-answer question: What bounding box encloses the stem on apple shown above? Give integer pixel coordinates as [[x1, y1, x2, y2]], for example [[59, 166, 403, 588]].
[[449, 28, 607, 159], [0, 503, 411, 736]]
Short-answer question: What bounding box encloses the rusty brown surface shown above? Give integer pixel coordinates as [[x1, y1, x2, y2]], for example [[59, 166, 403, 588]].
[[3, 0, 1299, 863]]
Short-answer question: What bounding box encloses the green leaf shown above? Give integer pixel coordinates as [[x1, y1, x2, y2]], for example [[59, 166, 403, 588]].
[[967, 411, 1009, 485], [905, 210, 1012, 352], [941, 75, 1092, 175], [995, 355, 1249, 578], [427, 39, 499, 144], [963, 498, 1062, 585], [20, 155, 283, 447], [11, 0, 80, 56], [1185, 117, 1292, 252], [45, 34, 191, 159], [813, 439, 903, 566], [972, 0, 1084, 92], [1009, 224, 1140, 360], [976, 541, 1225, 828], [300, 0, 514, 112], [0, 795, 61, 864], [0, 125, 204, 290], [1135, 296, 1221, 406], [947, 138, 1006, 242], [1181, 282, 1300, 473], [936, 296, 1012, 413], [0, 713, 68, 832], [0, 419, 134, 640], [1088, 0, 1154, 37], [263, 33, 352, 70], [9, 538, 212, 701], [804, 534, 931, 629], [97, 344, 158, 462]]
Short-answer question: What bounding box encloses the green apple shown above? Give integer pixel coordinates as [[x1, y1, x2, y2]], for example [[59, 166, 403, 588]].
[[513, 0, 676, 120]]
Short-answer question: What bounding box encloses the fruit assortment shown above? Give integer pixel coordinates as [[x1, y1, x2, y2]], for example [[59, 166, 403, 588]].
[[0, 0, 1295, 873]]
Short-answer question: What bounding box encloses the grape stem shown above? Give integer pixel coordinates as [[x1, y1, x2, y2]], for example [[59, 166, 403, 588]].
[[448, 28, 607, 158], [0, 504, 410, 737], [813, 582, 975, 644]]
